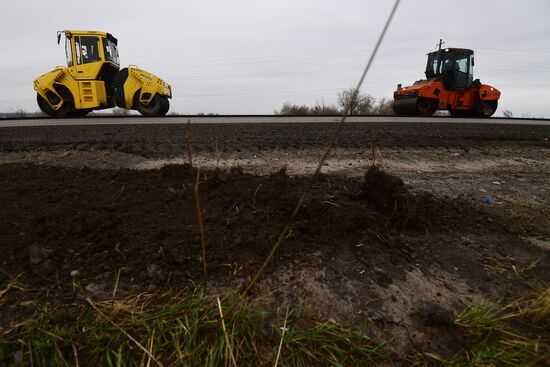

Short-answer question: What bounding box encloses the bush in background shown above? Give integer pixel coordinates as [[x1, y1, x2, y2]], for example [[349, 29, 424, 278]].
[[276, 88, 394, 116]]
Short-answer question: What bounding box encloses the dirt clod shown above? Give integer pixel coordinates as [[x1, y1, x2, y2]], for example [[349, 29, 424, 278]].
[[360, 164, 411, 220], [28, 245, 53, 265]]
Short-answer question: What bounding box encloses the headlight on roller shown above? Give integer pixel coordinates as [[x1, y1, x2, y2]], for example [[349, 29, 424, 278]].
[[163, 84, 172, 98]]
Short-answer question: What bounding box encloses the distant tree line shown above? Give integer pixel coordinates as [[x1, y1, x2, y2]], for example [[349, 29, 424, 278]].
[[0, 109, 45, 118], [0, 96, 529, 118], [275, 88, 394, 116]]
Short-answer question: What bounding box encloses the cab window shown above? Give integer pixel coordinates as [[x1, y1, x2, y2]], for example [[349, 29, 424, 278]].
[[76, 36, 100, 64], [102, 37, 120, 65], [65, 37, 73, 67], [455, 53, 469, 74], [430, 54, 440, 75], [75, 37, 82, 65]]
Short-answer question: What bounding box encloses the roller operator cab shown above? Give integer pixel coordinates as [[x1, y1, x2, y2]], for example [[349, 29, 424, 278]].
[[393, 48, 500, 117], [33, 30, 172, 117]]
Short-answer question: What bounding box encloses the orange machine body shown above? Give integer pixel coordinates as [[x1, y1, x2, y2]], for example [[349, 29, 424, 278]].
[[394, 79, 501, 111], [393, 47, 501, 117]]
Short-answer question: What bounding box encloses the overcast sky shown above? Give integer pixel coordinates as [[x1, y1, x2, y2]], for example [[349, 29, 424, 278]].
[[1, 0, 549, 117]]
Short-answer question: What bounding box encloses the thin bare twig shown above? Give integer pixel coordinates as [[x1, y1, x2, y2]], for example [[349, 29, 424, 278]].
[[37, 327, 64, 340], [146, 328, 156, 367], [185, 119, 194, 167], [186, 120, 208, 278], [194, 168, 208, 277], [28, 340, 34, 367], [244, 0, 401, 295], [274, 307, 290, 367], [215, 140, 221, 168], [253, 183, 263, 209], [217, 297, 237, 367], [112, 268, 121, 299], [72, 344, 80, 367], [53, 339, 70, 367], [86, 298, 165, 367], [0, 272, 24, 300]]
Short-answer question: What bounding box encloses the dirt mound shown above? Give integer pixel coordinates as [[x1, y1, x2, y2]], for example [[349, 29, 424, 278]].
[[359, 164, 480, 231], [360, 164, 411, 222], [0, 163, 547, 357]]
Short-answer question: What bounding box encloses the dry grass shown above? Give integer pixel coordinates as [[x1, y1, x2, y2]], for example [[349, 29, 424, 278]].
[[0, 289, 391, 366], [434, 288, 550, 366]]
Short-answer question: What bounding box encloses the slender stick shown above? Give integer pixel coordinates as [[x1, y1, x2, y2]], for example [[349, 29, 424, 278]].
[[53, 339, 70, 367], [145, 328, 155, 367], [215, 140, 220, 168], [194, 167, 208, 277], [217, 297, 237, 367], [72, 344, 80, 367], [112, 268, 121, 299], [244, 0, 401, 295], [185, 119, 194, 167], [186, 120, 208, 277], [28, 340, 34, 367], [273, 308, 290, 367]]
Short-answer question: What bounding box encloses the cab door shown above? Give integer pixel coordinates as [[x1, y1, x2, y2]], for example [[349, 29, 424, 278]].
[[71, 35, 106, 108], [73, 36, 103, 80], [452, 51, 473, 90]]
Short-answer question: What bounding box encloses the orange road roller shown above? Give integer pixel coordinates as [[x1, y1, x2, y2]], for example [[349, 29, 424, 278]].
[[393, 47, 500, 117]]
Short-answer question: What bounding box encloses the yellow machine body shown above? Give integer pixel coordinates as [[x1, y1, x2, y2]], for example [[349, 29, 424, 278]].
[[33, 30, 172, 117], [119, 66, 173, 109]]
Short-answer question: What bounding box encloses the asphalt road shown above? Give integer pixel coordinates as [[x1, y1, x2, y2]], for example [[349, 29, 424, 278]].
[[1, 116, 548, 157], [1, 115, 550, 127]]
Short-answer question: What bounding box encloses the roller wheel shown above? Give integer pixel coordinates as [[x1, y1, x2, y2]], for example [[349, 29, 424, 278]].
[[134, 92, 163, 117], [416, 98, 437, 117], [37, 94, 56, 116], [393, 98, 416, 116], [158, 96, 170, 116], [393, 97, 437, 116], [36, 89, 73, 118], [476, 100, 498, 118]]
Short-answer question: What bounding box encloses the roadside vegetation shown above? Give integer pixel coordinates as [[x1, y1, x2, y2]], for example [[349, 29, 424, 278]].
[[440, 288, 549, 366], [1, 286, 547, 366], [0, 289, 391, 366], [276, 88, 394, 115], [0, 110, 45, 118], [0, 100, 535, 119], [0, 153, 547, 365]]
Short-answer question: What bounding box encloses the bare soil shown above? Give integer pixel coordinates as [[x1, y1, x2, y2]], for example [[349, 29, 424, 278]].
[[1, 120, 549, 358], [1, 158, 548, 357]]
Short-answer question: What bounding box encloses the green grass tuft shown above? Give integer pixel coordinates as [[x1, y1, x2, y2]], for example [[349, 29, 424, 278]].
[[0, 289, 392, 366], [439, 288, 550, 367]]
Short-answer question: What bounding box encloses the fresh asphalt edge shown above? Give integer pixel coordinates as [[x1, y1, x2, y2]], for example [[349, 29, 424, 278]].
[[1, 114, 549, 122]]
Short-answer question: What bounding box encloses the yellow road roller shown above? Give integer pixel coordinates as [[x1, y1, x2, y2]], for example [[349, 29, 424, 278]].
[[34, 30, 172, 117]]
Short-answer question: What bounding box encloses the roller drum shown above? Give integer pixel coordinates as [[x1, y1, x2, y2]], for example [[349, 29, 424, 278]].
[[392, 97, 419, 116]]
